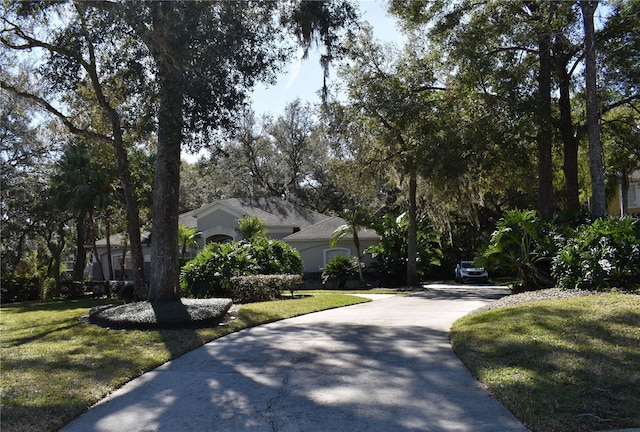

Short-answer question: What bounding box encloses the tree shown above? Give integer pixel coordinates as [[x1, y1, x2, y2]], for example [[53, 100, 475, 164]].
[[581, 1, 607, 217], [1, 3, 151, 298], [0, 89, 54, 277], [366, 212, 443, 286], [337, 27, 452, 287], [4, 0, 358, 302], [238, 215, 267, 241], [178, 224, 200, 260], [329, 205, 370, 286], [388, 1, 578, 220], [89, 1, 357, 302], [49, 142, 95, 280]]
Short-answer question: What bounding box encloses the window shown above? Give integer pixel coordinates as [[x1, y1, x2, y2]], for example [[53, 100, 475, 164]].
[[324, 248, 350, 266], [206, 234, 233, 244]]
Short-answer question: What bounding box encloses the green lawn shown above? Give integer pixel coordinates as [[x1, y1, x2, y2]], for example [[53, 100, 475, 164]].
[[0, 293, 369, 432], [451, 293, 640, 432], [4, 290, 639, 432]]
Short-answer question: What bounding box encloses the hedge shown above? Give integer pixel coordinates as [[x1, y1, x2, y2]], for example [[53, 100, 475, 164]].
[[230, 274, 302, 303]]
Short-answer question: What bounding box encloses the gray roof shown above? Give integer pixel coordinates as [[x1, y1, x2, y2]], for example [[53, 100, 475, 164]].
[[206, 197, 328, 229], [283, 216, 379, 242]]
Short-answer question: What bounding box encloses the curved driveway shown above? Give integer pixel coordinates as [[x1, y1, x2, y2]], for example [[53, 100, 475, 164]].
[[62, 284, 529, 432]]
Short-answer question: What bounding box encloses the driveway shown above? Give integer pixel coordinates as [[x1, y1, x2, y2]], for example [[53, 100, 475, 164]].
[[61, 284, 529, 432]]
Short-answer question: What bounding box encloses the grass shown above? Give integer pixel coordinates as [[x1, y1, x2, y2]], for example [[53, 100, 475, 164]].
[[0, 293, 369, 432], [451, 293, 640, 432]]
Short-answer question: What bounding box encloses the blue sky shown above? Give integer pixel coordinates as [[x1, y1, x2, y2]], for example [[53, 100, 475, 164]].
[[249, 0, 404, 118], [183, 1, 403, 161]]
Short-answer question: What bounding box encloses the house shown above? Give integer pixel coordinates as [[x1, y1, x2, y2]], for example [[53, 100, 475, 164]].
[[91, 197, 379, 281], [608, 170, 640, 216]]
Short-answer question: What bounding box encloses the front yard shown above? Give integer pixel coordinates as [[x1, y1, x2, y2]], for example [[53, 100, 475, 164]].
[[451, 292, 640, 432], [0, 293, 369, 432]]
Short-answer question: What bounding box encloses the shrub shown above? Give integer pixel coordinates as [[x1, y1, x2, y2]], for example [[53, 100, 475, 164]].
[[552, 217, 640, 291], [322, 255, 359, 289], [0, 276, 40, 303], [249, 236, 304, 275], [365, 213, 442, 286], [180, 238, 303, 299], [180, 242, 257, 298], [230, 274, 302, 303], [482, 209, 557, 292]]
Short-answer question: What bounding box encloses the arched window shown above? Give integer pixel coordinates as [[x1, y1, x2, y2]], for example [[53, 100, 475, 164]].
[[324, 248, 350, 266], [206, 234, 233, 244]]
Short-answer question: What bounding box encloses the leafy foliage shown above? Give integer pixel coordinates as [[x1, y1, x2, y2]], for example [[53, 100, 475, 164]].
[[237, 215, 267, 240], [230, 274, 302, 303], [482, 209, 557, 291], [365, 212, 443, 286], [552, 217, 640, 291], [321, 255, 359, 289], [180, 238, 303, 298]]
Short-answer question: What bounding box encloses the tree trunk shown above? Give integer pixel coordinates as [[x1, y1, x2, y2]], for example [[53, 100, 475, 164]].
[[73, 209, 88, 281], [105, 209, 114, 280], [557, 63, 581, 214], [537, 28, 554, 221], [353, 231, 365, 287], [88, 208, 105, 281], [581, 0, 607, 218], [148, 2, 183, 302], [406, 173, 419, 288], [78, 4, 147, 296]]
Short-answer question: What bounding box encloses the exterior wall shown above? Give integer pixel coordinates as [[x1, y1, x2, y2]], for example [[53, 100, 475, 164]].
[[608, 171, 640, 216], [93, 247, 152, 281], [286, 239, 378, 273], [198, 209, 242, 244]]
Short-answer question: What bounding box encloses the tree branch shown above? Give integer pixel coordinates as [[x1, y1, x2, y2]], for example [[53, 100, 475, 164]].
[[0, 81, 111, 144]]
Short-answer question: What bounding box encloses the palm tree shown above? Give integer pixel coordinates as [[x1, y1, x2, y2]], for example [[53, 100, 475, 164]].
[[178, 224, 201, 260], [330, 205, 370, 287], [238, 215, 267, 240]]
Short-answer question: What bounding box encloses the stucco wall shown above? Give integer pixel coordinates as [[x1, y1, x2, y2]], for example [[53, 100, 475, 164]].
[[287, 239, 378, 273]]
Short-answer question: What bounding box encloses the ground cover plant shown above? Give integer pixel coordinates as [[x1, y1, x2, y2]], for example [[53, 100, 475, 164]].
[[0, 293, 369, 432], [451, 293, 640, 432]]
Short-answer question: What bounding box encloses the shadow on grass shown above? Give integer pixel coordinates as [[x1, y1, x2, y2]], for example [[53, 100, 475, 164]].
[[452, 297, 640, 432], [1, 298, 120, 313]]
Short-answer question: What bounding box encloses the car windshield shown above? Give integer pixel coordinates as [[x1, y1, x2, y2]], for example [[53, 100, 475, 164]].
[[461, 261, 474, 268]]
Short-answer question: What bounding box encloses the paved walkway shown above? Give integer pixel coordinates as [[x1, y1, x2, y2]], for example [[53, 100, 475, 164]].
[[61, 284, 530, 432]]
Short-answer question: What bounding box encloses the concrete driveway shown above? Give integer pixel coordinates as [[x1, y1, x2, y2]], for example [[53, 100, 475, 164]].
[[61, 284, 529, 432]]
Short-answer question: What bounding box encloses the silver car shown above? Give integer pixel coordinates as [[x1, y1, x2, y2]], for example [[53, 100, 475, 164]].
[[455, 261, 488, 284]]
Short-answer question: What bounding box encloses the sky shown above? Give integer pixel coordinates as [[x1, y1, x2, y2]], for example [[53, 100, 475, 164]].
[[250, 0, 404, 118], [183, 1, 404, 162]]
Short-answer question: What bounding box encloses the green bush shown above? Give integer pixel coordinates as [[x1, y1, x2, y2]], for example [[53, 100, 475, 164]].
[[365, 213, 442, 286], [249, 236, 304, 275], [322, 255, 359, 289], [180, 238, 303, 299], [482, 209, 557, 292], [0, 276, 41, 303], [552, 217, 640, 291], [230, 274, 302, 303]]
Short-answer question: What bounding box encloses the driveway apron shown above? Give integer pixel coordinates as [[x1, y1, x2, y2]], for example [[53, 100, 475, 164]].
[[61, 284, 530, 432]]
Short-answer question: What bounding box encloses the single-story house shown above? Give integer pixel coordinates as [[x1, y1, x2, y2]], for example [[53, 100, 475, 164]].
[[608, 170, 640, 216], [91, 197, 379, 281]]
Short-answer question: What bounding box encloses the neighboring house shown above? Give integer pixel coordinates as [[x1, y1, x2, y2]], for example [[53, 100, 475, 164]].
[[91, 197, 379, 280], [608, 170, 640, 216]]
